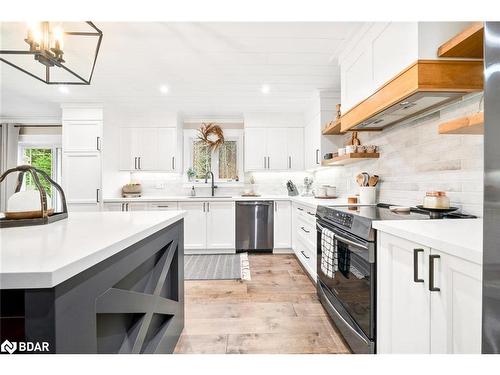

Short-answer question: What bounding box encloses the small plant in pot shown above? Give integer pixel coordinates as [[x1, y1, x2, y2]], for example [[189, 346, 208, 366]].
[[186, 167, 196, 182]]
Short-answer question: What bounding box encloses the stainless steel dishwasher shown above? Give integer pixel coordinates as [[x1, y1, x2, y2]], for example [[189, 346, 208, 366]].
[[235, 201, 274, 252]]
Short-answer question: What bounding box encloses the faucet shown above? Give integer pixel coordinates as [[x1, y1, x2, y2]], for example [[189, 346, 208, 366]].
[[204, 171, 218, 196]]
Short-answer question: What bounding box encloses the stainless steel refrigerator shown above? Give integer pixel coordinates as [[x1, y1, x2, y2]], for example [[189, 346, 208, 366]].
[[483, 21, 500, 353]]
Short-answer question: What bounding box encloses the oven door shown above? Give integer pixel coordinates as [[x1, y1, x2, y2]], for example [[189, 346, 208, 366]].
[[316, 220, 375, 340]]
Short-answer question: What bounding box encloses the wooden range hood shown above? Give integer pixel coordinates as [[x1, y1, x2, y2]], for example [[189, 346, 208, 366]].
[[340, 60, 484, 132]]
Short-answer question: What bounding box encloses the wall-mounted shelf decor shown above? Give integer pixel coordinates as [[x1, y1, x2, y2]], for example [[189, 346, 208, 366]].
[[438, 22, 484, 59], [322, 118, 343, 135], [321, 152, 380, 166], [438, 112, 484, 135]]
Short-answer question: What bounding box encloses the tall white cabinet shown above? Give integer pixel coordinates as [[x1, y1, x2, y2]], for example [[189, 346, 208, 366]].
[[62, 106, 103, 211], [377, 232, 482, 354], [244, 127, 304, 171]]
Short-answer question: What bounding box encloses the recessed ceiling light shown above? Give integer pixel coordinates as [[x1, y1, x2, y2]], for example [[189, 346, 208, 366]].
[[58, 86, 69, 94], [261, 84, 270, 94], [159, 85, 169, 94]]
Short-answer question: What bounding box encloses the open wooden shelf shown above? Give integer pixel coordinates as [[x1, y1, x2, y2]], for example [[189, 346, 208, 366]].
[[438, 22, 484, 59], [439, 112, 484, 135], [322, 118, 344, 135], [321, 152, 380, 166]]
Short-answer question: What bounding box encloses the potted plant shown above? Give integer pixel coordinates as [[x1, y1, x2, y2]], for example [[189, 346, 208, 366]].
[[186, 167, 196, 182]]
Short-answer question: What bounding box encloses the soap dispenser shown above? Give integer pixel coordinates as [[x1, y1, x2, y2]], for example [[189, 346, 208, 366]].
[[190, 186, 196, 197]]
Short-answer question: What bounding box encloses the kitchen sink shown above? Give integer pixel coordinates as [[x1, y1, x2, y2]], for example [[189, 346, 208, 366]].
[[187, 196, 233, 198]]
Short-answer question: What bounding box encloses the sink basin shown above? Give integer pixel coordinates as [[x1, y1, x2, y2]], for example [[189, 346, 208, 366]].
[[187, 196, 233, 199]]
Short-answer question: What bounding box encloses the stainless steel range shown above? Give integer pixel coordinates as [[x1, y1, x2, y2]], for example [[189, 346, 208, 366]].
[[315, 203, 475, 354]]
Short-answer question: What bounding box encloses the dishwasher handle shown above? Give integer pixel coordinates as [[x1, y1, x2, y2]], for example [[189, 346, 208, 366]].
[[236, 201, 273, 206]]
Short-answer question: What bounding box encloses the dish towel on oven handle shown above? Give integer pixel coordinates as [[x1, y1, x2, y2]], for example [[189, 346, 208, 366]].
[[321, 227, 338, 279]]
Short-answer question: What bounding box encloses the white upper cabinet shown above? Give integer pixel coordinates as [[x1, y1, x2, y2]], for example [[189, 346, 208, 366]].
[[244, 128, 268, 171], [119, 127, 178, 172], [63, 120, 102, 152], [244, 127, 305, 171], [340, 22, 473, 113], [286, 128, 304, 170], [157, 128, 178, 172], [266, 128, 288, 170]]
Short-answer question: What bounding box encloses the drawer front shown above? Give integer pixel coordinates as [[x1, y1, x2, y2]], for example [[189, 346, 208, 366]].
[[148, 202, 179, 210], [295, 236, 317, 280], [294, 204, 316, 224], [296, 216, 316, 249]]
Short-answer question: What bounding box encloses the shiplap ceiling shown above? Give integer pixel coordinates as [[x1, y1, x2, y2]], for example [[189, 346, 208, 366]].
[[0, 22, 363, 119]]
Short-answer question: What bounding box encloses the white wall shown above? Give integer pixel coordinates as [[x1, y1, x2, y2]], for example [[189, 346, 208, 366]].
[[314, 93, 484, 217], [244, 112, 304, 128]]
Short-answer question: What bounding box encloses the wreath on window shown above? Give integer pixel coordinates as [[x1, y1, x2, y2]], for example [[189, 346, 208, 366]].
[[197, 123, 224, 151]]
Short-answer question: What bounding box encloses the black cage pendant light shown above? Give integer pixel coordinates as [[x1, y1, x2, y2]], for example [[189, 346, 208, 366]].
[[0, 21, 103, 85]]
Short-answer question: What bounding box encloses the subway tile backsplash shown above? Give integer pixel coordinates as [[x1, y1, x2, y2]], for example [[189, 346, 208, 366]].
[[314, 93, 484, 217]]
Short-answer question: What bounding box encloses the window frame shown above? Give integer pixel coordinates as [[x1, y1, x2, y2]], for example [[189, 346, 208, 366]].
[[183, 129, 244, 184]]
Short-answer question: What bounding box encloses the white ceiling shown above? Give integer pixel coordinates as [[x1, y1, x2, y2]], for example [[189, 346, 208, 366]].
[[0, 22, 363, 119]]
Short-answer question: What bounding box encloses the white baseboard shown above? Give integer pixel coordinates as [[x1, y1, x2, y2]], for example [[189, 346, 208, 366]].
[[273, 248, 294, 254]]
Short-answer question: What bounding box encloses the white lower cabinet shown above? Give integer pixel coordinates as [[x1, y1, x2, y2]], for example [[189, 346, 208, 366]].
[[206, 201, 236, 250], [179, 201, 235, 253], [62, 152, 101, 211], [291, 203, 317, 281], [377, 232, 481, 354], [273, 200, 291, 249]]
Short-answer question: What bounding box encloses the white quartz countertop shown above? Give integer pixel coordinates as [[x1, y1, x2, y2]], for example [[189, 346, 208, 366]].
[[103, 195, 353, 209], [373, 219, 483, 264], [0, 211, 185, 289]]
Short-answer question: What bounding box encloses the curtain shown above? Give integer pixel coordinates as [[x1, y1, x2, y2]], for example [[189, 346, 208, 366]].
[[0, 124, 20, 211]]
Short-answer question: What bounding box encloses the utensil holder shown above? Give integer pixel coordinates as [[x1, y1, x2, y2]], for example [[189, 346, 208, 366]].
[[359, 186, 376, 205]]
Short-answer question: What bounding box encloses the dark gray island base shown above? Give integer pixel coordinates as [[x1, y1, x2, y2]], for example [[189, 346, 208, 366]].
[[0, 220, 184, 354]]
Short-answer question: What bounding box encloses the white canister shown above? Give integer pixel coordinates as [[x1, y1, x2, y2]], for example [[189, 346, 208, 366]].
[[345, 145, 356, 154], [359, 186, 377, 205], [316, 186, 327, 197], [338, 147, 346, 156], [326, 186, 336, 197]]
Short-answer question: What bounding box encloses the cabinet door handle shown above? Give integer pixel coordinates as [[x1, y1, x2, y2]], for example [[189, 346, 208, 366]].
[[316, 149, 319, 164], [96, 136, 101, 151], [138, 157, 142, 170], [134, 157, 137, 170], [203, 202, 205, 212], [301, 226, 310, 233], [429, 254, 440, 292], [274, 202, 277, 212], [413, 248, 424, 283], [96, 189, 100, 203], [268, 156, 270, 169], [300, 250, 310, 259], [263, 157, 266, 169], [289, 156, 292, 169], [207, 202, 210, 212], [172, 156, 175, 170], [297, 207, 304, 211]]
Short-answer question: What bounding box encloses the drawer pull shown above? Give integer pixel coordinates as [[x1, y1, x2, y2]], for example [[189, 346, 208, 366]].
[[307, 211, 315, 216], [301, 226, 310, 233], [156, 205, 170, 208], [300, 250, 310, 260], [297, 207, 304, 211]]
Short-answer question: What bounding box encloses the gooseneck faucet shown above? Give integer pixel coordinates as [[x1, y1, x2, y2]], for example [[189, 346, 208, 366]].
[[205, 171, 218, 196]]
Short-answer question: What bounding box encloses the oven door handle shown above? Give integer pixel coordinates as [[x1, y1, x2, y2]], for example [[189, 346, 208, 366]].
[[334, 233, 368, 250]]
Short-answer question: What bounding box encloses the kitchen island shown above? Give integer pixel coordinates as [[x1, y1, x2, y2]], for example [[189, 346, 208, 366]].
[[0, 211, 185, 354]]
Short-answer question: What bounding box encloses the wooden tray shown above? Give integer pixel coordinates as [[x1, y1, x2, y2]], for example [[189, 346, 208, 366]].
[[4, 208, 54, 220]]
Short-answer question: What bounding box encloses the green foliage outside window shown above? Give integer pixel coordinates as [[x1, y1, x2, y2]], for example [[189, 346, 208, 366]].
[[23, 148, 53, 197]]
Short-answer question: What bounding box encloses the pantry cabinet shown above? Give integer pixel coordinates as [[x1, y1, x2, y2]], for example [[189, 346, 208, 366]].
[[119, 127, 178, 172], [179, 201, 235, 253], [244, 127, 304, 171], [377, 232, 481, 354], [62, 107, 103, 212], [273, 200, 292, 249]]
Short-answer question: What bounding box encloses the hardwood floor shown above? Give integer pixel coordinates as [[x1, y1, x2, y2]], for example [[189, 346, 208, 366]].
[[174, 254, 351, 354]]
